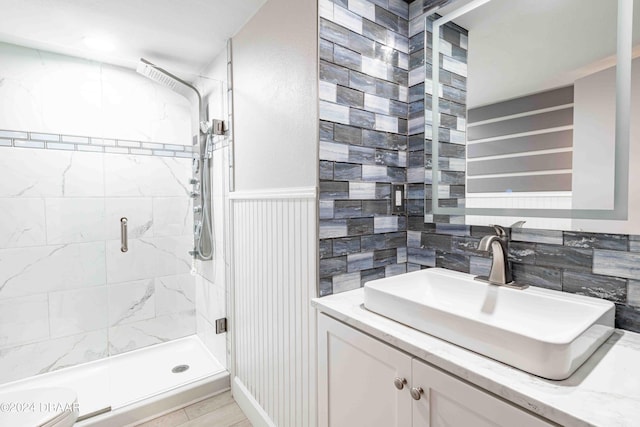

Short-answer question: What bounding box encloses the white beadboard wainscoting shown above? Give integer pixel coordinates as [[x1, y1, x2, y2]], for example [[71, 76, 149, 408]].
[[229, 187, 318, 427]]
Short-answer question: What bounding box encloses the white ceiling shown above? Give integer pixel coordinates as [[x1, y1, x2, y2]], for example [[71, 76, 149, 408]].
[[0, 0, 267, 77]]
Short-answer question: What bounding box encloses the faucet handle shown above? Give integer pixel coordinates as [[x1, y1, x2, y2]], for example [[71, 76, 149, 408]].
[[489, 224, 507, 239]]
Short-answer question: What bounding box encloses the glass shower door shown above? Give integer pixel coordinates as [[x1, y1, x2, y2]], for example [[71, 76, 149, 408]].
[[0, 42, 202, 419]]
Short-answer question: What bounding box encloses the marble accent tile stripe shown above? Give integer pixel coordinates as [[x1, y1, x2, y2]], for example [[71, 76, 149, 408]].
[[117, 140, 141, 148], [30, 132, 60, 142], [141, 142, 164, 150], [0, 130, 28, 139], [61, 135, 89, 144], [90, 138, 116, 146], [0, 128, 193, 158], [105, 147, 129, 154], [14, 140, 45, 149], [46, 142, 76, 151]]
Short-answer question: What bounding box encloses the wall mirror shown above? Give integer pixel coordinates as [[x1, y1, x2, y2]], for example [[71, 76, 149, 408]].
[[425, 0, 640, 232]]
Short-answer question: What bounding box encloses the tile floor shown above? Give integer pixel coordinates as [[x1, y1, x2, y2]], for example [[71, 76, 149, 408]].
[[136, 391, 251, 427]]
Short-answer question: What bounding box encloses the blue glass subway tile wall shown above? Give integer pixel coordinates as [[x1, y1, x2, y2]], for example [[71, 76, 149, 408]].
[[409, 225, 640, 332], [318, 0, 412, 296], [406, 0, 640, 332], [318, 0, 640, 333]]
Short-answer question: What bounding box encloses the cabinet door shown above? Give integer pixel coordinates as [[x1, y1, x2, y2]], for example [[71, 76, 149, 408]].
[[318, 314, 412, 427], [411, 359, 553, 427]]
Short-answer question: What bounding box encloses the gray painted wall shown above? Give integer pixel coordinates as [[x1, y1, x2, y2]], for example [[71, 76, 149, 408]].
[[232, 0, 318, 191]]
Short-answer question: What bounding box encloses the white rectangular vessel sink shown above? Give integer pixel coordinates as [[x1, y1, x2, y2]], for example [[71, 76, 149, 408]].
[[364, 268, 615, 380]]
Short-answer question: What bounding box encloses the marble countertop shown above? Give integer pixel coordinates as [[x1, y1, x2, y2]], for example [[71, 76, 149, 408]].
[[312, 289, 640, 427]]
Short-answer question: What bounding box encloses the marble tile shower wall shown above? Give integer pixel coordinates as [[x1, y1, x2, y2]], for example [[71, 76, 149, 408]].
[[0, 42, 199, 384], [318, 0, 411, 296], [0, 148, 196, 384], [0, 42, 192, 147], [405, 0, 640, 332]]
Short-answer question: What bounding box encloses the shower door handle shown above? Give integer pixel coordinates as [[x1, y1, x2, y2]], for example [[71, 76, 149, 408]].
[[120, 217, 128, 253]]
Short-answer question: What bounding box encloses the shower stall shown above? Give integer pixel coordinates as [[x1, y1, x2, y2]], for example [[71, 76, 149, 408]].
[[0, 40, 231, 424]]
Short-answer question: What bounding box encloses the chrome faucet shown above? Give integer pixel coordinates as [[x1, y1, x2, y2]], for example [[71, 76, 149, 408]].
[[475, 225, 527, 289]]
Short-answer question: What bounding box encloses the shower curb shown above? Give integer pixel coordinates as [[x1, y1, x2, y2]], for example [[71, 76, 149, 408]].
[[77, 371, 230, 427]]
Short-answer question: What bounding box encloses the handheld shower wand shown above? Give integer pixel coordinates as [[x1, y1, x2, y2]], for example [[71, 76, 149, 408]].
[[136, 58, 214, 261]]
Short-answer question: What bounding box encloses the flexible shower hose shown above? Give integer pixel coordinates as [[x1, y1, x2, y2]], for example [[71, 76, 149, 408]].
[[196, 132, 214, 261]]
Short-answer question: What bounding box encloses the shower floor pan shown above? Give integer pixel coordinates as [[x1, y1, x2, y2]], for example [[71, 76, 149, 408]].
[[0, 335, 228, 426]]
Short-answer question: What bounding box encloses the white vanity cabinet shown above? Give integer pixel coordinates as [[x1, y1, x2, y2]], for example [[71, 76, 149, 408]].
[[318, 314, 553, 427], [317, 312, 412, 427], [411, 358, 552, 426]]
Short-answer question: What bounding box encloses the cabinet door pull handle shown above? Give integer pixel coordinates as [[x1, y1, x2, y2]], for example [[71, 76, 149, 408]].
[[120, 217, 128, 253], [393, 377, 407, 390], [410, 387, 424, 400]]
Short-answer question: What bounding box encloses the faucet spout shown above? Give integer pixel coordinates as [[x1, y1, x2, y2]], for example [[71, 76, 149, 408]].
[[475, 225, 525, 288], [477, 234, 500, 252], [478, 235, 513, 285]]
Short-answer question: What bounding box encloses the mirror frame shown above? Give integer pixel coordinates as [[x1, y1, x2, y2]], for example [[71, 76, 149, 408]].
[[427, 0, 633, 220]]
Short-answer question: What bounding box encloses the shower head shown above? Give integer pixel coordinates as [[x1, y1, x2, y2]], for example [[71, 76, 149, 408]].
[[136, 58, 181, 91], [136, 58, 203, 113]]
